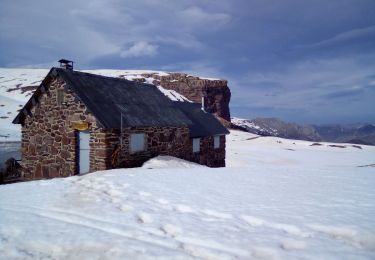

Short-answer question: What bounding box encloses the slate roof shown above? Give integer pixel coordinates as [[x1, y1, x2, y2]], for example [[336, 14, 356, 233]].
[[174, 102, 230, 138], [13, 68, 229, 137], [56, 68, 192, 128]]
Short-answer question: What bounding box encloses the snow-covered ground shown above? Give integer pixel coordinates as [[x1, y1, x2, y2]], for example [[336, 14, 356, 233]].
[[1, 130, 375, 259]]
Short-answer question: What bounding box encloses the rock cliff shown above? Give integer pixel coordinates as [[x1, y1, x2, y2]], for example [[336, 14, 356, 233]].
[[132, 73, 232, 124]]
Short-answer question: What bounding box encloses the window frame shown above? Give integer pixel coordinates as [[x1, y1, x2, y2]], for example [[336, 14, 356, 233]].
[[214, 135, 221, 149], [192, 138, 200, 153], [130, 133, 146, 153]]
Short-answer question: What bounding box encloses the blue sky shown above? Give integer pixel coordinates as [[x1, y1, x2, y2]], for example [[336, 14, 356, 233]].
[[1, 0, 374, 124]]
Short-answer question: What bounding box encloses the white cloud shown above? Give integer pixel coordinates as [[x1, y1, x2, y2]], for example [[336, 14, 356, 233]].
[[120, 41, 159, 58], [231, 53, 375, 114], [298, 25, 375, 49], [178, 6, 231, 29]]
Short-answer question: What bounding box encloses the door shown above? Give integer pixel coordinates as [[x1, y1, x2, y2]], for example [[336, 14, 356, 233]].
[[79, 131, 90, 174]]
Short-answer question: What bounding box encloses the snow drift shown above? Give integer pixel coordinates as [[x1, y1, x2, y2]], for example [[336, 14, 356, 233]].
[[1, 130, 375, 259]]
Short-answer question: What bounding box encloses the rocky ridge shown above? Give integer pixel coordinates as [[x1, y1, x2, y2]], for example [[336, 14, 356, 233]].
[[232, 117, 375, 145]]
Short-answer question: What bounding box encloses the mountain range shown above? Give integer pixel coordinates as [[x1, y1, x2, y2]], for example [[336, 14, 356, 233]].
[[1, 67, 373, 146], [231, 117, 375, 145]]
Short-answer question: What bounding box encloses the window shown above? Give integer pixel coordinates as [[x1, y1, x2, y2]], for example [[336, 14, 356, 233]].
[[214, 135, 221, 148], [193, 138, 200, 153], [57, 89, 65, 106], [130, 133, 145, 153]]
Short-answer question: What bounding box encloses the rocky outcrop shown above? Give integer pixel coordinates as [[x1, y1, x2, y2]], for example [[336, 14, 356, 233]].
[[134, 73, 231, 123]]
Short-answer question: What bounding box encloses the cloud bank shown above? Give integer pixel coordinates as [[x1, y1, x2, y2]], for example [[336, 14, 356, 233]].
[[0, 0, 374, 124]]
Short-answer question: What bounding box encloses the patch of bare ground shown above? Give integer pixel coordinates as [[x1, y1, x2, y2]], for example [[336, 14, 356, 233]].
[[328, 144, 346, 148], [6, 85, 37, 94], [245, 137, 260, 141], [358, 164, 375, 168]]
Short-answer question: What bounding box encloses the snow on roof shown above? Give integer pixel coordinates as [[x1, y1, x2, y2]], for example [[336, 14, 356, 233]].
[[156, 86, 192, 102]]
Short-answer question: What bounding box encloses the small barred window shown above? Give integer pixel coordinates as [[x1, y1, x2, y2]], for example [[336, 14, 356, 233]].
[[214, 136, 220, 148], [57, 89, 65, 106], [193, 138, 200, 153], [130, 133, 146, 153]]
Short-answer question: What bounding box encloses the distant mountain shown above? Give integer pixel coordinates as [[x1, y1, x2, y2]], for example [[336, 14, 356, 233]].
[[232, 117, 375, 145], [231, 117, 322, 141], [313, 124, 375, 145]]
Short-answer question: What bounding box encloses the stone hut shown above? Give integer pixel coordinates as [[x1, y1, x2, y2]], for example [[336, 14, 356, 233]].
[[12, 64, 229, 180]]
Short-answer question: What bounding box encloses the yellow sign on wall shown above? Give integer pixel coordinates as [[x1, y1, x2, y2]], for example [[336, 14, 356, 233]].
[[72, 121, 89, 131]]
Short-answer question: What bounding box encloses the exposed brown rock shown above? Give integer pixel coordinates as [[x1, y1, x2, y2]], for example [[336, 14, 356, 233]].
[[140, 73, 231, 122]]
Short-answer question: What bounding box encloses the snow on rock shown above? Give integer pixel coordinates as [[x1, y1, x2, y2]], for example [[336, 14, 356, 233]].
[[231, 117, 278, 135], [156, 85, 192, 102], [1, 130, 375, 259]]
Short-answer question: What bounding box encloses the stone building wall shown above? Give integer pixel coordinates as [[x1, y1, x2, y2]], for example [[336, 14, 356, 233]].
[[89, 127, 226, 169], [188, 135, 226, 167], [21, 76, 99, 179], [90, 127, 190, 169], [21, 74, 227, 180]]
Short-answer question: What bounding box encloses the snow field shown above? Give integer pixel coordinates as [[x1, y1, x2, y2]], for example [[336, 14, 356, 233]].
[[0, 130, 375, 259]]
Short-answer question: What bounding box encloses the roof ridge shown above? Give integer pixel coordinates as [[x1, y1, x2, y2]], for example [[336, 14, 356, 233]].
[[53, 67, 155, 86]]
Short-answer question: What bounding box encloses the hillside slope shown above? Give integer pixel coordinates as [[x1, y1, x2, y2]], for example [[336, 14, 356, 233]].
[[1, 130, 374, 259]]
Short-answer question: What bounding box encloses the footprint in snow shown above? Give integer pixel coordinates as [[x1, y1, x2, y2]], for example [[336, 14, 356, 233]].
[[241, 215, 308, 237], [161, 224, 182, 237], [252, 247, 280, 260], [104, 189, 123, 197], [174, 204, 195, 213], [119, 204, 134, 212], [202, 209, 233, 219], [121, 183, 130, 189], [137, 212, 153, 224], [156, 198, 169, 205], [280, 238, 307, 251], [138, 191, 152, 197]]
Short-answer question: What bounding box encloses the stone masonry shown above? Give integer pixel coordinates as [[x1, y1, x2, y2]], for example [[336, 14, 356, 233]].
[[21, 74, 226, 179], [22, 76, 98, 179]]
